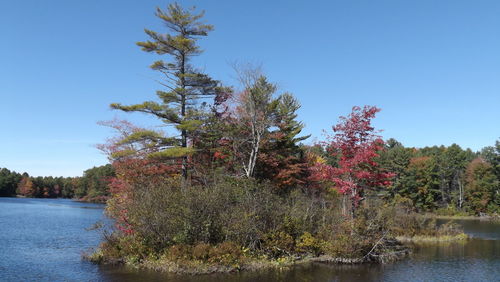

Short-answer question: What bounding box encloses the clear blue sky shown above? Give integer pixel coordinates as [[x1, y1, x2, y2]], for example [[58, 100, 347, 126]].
[[1, 0, 499, 177]]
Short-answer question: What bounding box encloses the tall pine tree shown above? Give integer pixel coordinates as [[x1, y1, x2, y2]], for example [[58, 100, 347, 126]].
[[111, 3, 226, 180]]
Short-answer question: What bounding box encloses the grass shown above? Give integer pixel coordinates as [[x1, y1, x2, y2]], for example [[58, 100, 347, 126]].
[[395, 233, 468, 243], [85, 234, 410, 274], [420, 213, 500, 223], [87, 250, 408, 275]]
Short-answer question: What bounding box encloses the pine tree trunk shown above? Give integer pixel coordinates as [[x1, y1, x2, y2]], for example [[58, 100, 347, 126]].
[[180, 54, 188, 183]]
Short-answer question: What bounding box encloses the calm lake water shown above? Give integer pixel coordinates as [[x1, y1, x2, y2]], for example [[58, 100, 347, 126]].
[[1, 198, 499, 281]]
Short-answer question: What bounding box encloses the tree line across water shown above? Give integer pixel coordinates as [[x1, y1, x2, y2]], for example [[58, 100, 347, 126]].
[[0, 164, 115, 202], [381, 140, 499, 215], [1, 139, 498, 214]]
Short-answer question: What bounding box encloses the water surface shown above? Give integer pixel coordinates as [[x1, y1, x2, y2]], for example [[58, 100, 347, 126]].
[[1, 198, 499, 281], [0, 198, 106, 281]]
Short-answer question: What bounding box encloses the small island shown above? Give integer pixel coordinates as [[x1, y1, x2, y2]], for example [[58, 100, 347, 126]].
[[0, 2, 498, 280], [78, 3, 496, 275]]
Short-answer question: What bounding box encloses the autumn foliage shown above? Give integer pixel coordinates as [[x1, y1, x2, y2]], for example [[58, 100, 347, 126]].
[[98, 119, 182, 234], [17, 176, 36, 197], [84, 3, 500, 273], [310, 106, 394, 215]]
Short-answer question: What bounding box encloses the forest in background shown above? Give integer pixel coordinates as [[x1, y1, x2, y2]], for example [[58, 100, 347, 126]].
[[1, 140, 498, 213], [379, 139, 500, 215], [0, 164, 114, 202]]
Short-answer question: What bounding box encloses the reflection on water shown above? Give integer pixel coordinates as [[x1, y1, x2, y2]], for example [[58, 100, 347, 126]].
[[96, 263, 389, 282], [456, 218, 500, 240], [1, 198, 499, 282]]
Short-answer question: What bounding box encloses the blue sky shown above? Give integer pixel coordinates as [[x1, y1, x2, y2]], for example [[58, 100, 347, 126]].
[[1, 0, 499, 176]]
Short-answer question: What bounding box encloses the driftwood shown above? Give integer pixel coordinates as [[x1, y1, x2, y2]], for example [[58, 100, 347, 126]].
[[311, 236, 410, 265], [363, 230, 389, 260]]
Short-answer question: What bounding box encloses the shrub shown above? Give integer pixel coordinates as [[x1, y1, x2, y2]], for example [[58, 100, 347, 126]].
[[262, 231, 295, 258], [192, 243, 211, 261], [296, 232, 323, 256], [207, 242, 243, 265], [97, 175, 408, 267], [165, 244, 192, 261]]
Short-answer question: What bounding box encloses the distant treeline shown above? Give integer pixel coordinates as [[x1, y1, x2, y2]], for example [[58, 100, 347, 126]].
[[377, 139, 500, 215], [0, 164, 115, 203], [1, 139, 499, 212]]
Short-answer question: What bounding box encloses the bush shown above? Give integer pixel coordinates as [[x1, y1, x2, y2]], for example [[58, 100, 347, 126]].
[[296, 232, 323, 256], [119, 176, 338, 253], [165, 244, 192, 261], [192, 243, 211, 260], [207, 242, 243, 265], [96, 175, 408, 268]]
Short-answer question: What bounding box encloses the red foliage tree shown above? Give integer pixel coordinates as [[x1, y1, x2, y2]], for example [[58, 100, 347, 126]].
[[310, 106, 394, 216], [17, 176, 36, 197]]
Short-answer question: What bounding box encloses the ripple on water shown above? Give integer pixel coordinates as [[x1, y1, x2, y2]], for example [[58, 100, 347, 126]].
[[1, 198, 499, 282]]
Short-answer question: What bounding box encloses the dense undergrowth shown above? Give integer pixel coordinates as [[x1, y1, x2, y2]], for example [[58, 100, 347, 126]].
[[86, 176, 466, 274]]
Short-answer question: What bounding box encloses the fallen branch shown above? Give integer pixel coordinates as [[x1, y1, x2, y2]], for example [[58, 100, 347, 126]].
[[363, 230, 389, 261]]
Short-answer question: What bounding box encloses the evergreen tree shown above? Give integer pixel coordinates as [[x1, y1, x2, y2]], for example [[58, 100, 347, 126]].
[[379, 140, 414, 199], [111, 3, 226, 180], [0, 168, 22, 197], [398, 156, 441, 211], [481, 139, 500, 179], [438, 144, 470, 207], [256, 93, 310, 189], [465, 158, 500, 214]]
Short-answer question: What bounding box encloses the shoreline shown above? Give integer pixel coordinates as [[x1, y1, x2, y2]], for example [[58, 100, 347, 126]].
[[87, 238, 411, 275], [395, 233, 469, 243], [93, 251, 411, 275], [5, 195, 107, 204], [86, 229, 476, 275], [423, 214, 499, 222]]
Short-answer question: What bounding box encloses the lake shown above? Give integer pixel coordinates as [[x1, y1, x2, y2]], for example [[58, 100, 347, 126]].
[[0, 198, 499, 281]]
